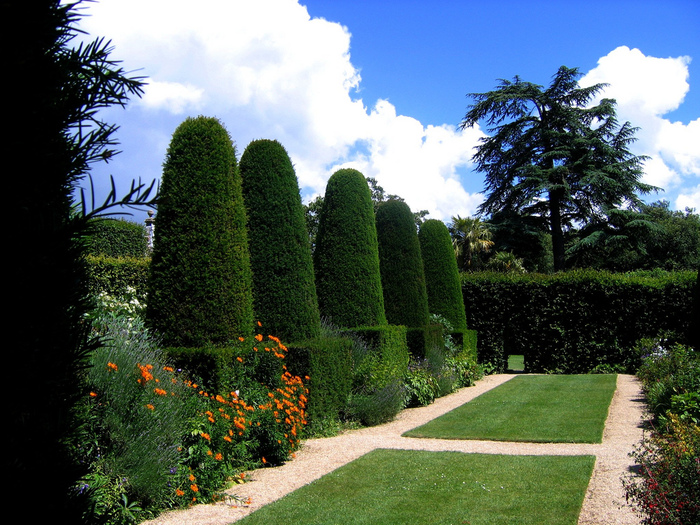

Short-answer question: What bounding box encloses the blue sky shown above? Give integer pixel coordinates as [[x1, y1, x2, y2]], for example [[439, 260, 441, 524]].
[[75, 0, 700, 225]]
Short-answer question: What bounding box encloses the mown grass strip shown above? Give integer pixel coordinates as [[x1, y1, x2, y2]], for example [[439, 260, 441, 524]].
[[237, 449, 595, 525], [404, 374, 617, 443]]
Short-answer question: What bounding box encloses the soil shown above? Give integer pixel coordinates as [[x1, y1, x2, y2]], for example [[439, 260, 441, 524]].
[[144, 373, 646, 525]]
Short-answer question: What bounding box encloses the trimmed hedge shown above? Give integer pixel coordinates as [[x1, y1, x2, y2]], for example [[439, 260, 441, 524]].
[[345, 325, 410, 391], [86, 218, 148, 258], [418, 219, 468, 331], [146, 116, 254, 347], [85, 254, 149, 298], [461, 270, 697, 373], [286, 335, 354, 430], [240, 139, 321, 343], [313, 169, 387, 328], [375, 199, 430, 329]]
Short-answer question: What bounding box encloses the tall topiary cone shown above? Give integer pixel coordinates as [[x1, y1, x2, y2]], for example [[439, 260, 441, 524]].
[[376, 199, 430, 327], [314, 168, 387, 328], [240, 138, 321, 342], [146, 116, 254, 347], [418, 219, 468, 330]]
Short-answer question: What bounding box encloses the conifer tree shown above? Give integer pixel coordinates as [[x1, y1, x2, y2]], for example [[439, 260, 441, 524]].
[[147, 116, 254, 346], [240, 139, 321, 342], [314, 169, 387, 327], [419, 219, 468, 330], [375, 199, 430, 328]]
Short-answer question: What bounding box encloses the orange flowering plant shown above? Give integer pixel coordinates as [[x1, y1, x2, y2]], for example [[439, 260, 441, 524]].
[[81, 297, 308, 519]]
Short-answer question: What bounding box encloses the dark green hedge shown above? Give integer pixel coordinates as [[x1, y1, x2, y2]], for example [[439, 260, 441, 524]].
[[86, 218, 148, 258], [85, 255, 149, 298], [376, 199, 430, 328], [146, 116, 254, 347], [313, 169, 387, 328], [286, 335, 354, 430], [240, 139, 321, 343], [418, 219, 468, 331], [461, 270, 697, 373]]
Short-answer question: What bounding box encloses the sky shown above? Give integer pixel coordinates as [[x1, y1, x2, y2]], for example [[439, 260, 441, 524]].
[[72, 0, 700, 226]]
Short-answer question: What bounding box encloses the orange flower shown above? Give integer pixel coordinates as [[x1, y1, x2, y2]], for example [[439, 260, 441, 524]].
[[145, 404, 155, 411], [236, 357, 243, 363], [176, 489, 185, 496], [89, 392, 97, 397], [201, 433, 211, 441], [107, 362, 118, 372], [189, 473, 196, 482], [257, 321, 262, 327], [154, 388, 167, 396], [255, 334, 263, 342], [262, 457, 267, 464], [238, 336, 245, 342], [163, 366, 174, 372], [214, 452, 223, 461], [224, 436, 232, 443], [190, 484, 199, 493]]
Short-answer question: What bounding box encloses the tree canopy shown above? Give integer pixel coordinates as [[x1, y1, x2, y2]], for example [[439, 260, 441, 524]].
[[460, 66, 657, 271]]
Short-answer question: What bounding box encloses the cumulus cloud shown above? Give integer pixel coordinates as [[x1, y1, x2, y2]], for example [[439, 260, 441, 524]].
[[580, 46, 700, 201], [75, 0, 484, 221], [140, 81, 204, 113]]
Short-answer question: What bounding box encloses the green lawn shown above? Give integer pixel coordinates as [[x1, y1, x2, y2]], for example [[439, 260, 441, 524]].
[[403, 374, 617, 443], [236, 449, 595, 525], [507, 354, 524, 371]]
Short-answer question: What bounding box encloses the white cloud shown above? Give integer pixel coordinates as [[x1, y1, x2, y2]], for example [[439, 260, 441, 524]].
[[140, 81, 204, 114], [74, 0, 484, 222], [676, 185, 700, 212], [580, 46, 699, 197]]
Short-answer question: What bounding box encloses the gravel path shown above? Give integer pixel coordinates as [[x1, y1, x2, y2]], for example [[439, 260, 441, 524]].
[[145, 373, 645, 525]]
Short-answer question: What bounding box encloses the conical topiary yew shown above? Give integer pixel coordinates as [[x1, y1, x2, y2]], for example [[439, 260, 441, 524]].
[[146, 116, 254, 347], [240, 138, 321, 343], [313, 168, 387, 328], [375, 199, 430, 328], [419, 219, 468, 331]]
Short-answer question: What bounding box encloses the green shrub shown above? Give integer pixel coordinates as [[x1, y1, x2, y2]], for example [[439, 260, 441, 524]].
[[341, 325, 409, 426], [345, 378, 406, 427], [376, 199, 430, 329], [313, 169, 387, 328], [418, 219, 468, 331], [625, 336, 700, 524], [635, 336, 700, 428], [86, 218, 148, 258], [86, 254, 149, 299], [240, 139, 321, 343], [146, 116, 254, 347], [82, 315, 195, 520]]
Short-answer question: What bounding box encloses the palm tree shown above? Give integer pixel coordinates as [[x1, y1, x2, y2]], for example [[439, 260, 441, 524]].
[[449, 216, 495, 271]]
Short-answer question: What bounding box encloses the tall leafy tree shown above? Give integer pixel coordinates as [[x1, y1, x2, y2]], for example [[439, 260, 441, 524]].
[[7, 0, 154, 519], [460, 66, 657, 271]]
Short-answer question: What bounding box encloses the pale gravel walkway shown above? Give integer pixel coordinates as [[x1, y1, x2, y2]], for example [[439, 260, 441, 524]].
[[145, 374, 645, 525]]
